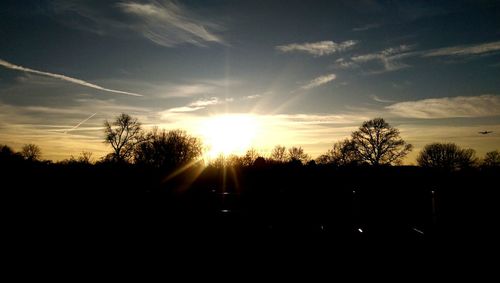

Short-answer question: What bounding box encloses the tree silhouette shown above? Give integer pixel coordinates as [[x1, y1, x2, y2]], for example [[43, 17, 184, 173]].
[[253, 156, 267, 167], [270, 145, 287, 163], [417, 143, 477, 170], [134, 128, 202, 169], [482, 150, 500, 167], [21, 144, 41, 161], [287, 146, 310, 164], [316, 139, 360, 166], [212, 149, 262, 167], [0, 144, 22, 163], [78, 151, 93, 164], [224, 154, 244, 167], [210, 153, 228, 168], [1, 145, 15, 158], [241, 148, 260, 166], [62, 151, 94, 165], [351, 118, 412, 165], [104, 113, 143, 162]]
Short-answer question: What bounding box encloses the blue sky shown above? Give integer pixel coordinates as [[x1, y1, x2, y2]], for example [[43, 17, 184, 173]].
[[1, 0, 500, 162]]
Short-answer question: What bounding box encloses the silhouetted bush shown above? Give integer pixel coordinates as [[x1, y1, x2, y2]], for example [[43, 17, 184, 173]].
[[287, 146, 310, 164], [417, 143, 477, 170], [482, 150, 500, 167], [134, 128, 202, 169], [59, 151, 94, 165], [0, 144, 23, 163], [316, 139, 361, 166]]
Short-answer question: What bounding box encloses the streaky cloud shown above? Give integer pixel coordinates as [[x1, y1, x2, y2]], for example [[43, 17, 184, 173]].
[[346, 41, 500, 74], [189, 97, 220, 107], [370, 94, 395, 103], [0, 58, 142, 97], [245, 94, 262, 99], [276, 40, 358, 56], [160, 96, 229, 118], [117, 1, 224, 47], [301, 74, 336, 90], [333, 58, 358, 69], [423, 41, 500, 57], [386, 95, 500, 118], [164, 106, 204, 113], [352, 23, 381, 32], [351, 45, 414, 73]]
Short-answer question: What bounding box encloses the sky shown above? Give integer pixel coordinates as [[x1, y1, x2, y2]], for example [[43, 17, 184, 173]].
[[1, 0, 500, 163]]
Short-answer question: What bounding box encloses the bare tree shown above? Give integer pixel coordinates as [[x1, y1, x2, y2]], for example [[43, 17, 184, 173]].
[[210, 154, 228, 168], [482, 150, 500, 167], [104, 113, 143, 162], [134, 128, 202, 168], [417, 143, 477, 170], [269, 145, 287, 163], [78, 151, 93, 164], [225, 154, 244, 167], [21, 144, 42, 161], [241, 148, 260, 166], [287, 146, 310, 164], [61, 151, 94, 165], [316, 139, 360, 165], [351, 118, 412, 165]]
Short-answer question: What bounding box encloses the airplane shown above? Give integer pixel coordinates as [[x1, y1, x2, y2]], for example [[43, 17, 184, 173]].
[[478, 131, 493, 135]]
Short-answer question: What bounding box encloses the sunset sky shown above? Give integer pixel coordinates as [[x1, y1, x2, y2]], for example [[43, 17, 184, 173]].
[[1, 0, 500, 163]]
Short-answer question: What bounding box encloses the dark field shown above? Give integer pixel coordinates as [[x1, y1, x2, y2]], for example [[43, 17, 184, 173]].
[[3, 160, 498, 253]]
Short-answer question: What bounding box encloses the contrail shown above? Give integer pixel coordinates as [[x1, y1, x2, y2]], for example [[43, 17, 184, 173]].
[[0, 58, 142, 97], [64, 112, 98, 134]]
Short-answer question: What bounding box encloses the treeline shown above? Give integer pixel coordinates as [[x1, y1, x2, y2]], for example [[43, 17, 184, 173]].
[[1, 114, 499, 170], [2, 114, 498, 246]]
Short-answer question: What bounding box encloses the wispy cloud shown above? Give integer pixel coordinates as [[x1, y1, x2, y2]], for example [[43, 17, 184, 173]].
[[301, 74, 336, 89], [164, 106, 204, 113], [244, 91, 272, 100], [161, 96, 229, 116], [52, 0, 224, 47], [245, 94, 262, 100], [386, 95, 500, 119], [422, 41, 500, 57], [271, 113, 370, 125], [168, 83, 215, 97], [0, 58, 142, 96], [150, 79, 240, 98], [116, 1, 224, 47], [276, 40, 358, 56], [340, 40, 500, 74], [333, 58, 358, 69], [188, 97, 220, 107], [352, 23, 381, 32], [370, 94, 395, 103], [351, 45, 414, 73]]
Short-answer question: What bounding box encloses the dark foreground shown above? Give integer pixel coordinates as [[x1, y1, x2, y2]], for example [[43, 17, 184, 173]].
[[2, 161, 499, 261]]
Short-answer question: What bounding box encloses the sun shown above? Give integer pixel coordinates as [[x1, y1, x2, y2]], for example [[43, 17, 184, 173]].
[[199, 114, 260, 158]]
